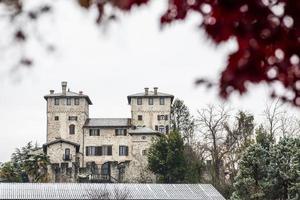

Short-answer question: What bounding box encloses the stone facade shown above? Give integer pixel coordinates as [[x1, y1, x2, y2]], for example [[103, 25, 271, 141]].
[[43, 82, 174, 183]]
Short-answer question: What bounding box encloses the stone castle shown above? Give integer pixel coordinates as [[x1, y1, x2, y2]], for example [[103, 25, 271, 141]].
[[43, 82, 174, 182]]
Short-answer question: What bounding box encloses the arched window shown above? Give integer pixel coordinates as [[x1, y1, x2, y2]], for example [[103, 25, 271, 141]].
[[69, 124, 75, 135]]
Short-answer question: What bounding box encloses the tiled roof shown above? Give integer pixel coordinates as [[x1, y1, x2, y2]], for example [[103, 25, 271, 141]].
[[0, 183, 225, 200], [129, 127, 160, 135], [43, 139, 80, 152], [44, 91, 92, 104], [127, 91, 174, 104], [84, 118, 131, 127]]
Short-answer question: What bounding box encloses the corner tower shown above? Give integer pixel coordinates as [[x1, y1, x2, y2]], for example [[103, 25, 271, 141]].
[[127, 87, 173, 134], [44, 82, 92, 144]]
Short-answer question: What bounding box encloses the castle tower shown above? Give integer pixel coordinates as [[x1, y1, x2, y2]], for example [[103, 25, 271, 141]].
[[127, 87, 174, 134], [44, 82, 92, 144]]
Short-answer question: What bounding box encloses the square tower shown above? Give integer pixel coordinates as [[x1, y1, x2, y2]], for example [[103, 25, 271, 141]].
[[127, 87, 174, 134]]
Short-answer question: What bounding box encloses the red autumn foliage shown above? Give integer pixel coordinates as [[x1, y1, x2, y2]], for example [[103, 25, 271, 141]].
[[95, 0, 300, 106]]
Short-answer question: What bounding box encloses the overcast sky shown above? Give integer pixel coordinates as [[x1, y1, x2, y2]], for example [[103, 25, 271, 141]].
[[0, 0, 298, 162]]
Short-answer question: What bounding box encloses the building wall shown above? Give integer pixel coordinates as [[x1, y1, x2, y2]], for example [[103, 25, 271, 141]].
[[47, 142, 77, 166], [130, 97, 172, 132], [47, 97, 89, 146]]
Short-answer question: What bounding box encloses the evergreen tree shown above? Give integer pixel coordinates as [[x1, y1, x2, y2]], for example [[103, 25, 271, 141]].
[[148, 131, 187, 183]]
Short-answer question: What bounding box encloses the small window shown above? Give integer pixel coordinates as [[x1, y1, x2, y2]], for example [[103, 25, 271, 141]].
[[54, 116, 59, 121], [141, 136, 146, 140], [64, 148, 71, 161], [74, 98, 79, 105], [67, 98, 71, 105], [69, 124, 75, 135], [119, 146, 128, 156], [115, 129, 127, 136], [158, 125, 165, 133], [68, 116, 78, 121], [89, 129, 100, 136], [148, 98, 153, 105], [54, 98, 59, 105], [159, 97, 165, 105], [155, 125, 158, 131], [138, 115, 143, 121], [137, 98, 142, 105], [157, 115, 165, 120], [142, 149, 148, 156]]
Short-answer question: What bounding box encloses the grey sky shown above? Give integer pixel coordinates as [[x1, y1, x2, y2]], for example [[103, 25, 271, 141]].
[[0, 0, 298, 162]]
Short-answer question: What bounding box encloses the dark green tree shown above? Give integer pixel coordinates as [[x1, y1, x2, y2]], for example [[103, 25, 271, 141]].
[[148, 131, 187, 183], [171, 99, 195, 144]]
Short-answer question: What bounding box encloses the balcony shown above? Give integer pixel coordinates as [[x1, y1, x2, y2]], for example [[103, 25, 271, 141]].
[[63, 154, 72, 161]]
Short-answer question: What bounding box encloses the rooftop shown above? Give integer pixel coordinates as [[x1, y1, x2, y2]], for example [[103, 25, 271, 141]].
[[0, 183, 225, 200], [127, 87, 174, 104], [84, 118, 131, 127]]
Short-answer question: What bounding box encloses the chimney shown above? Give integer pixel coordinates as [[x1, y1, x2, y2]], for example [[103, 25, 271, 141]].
[[144, 87, 149, 95], [154, 87, 158, 95], [50, 90, 54, 94], [61, 81, 67, 95], [79, 91, 83, 95]]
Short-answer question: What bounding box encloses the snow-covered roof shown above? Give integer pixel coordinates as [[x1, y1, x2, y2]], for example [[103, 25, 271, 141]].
[[0, 183, 225, 200]]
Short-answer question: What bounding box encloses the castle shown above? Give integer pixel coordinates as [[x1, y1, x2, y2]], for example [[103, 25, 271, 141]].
[[43, 82, 174, 182]]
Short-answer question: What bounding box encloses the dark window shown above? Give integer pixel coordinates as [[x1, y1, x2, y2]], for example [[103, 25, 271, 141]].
[[86, 146, 102, 156], [159, 97, 165, 105], [159, 125, 165, 133], [64, 148, 71, 161], [54, 116, 59, 121], [69, 124, 75, 135], [165, 115, 168, 120], [54, 98, 59, 105], [155, 125, 158, 131], [115, 129, 127, 136], [138, 115, 143, 121], [142, 136, 146, 140], [142, 149, 148, 156], [148, 98, 153, 105], [68, 116, 78, 121], [158, 115, 166, 120], [157, 115, 160, 120], [67, 98, 71, 105], [137, 98, 142, 105], [102, 145, 112, 156], [119, 146, 128, 156], [101, 162, 110, 176], [74, 98, 79, 105], [89, 129, 100, 136]]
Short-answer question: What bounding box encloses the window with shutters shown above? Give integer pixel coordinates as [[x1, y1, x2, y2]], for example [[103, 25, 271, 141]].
[[54, 98, 59, 105], [89, 129, 100, 136], [148, 98, 153, 105], [137, 97, 142, 105], [69, 124, 75, 135], [119, 146, 128, 156], [74, 98, 79, 105], [86, 146, 102, 156], [115, 129, 127, 136], [138, 115, 143, 121], [67, 98, 71, 105], [102, 145, 112, 156], [159, 97, 165, 105]]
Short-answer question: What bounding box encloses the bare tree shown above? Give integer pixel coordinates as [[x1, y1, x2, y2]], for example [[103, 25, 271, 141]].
[[196, 104, 230, 186], [85, 185, 129, 200]]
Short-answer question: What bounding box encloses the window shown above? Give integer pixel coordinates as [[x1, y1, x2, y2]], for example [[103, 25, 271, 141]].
[[158, 125, 165, 133], [67, 98, 71, 105], [69, 124, 75, 135], [148, 98, 153, 105], [165, 115, 168, 120], [142, 149, 148, 156], [54, 98, 59, 105], [102, 145, 112, 156], [138, 115, 143, 121], [89, 129, 100, 136], [119, 146, 128, 156], [101, 162, 110, 176], [74, 98, 79, 105], [68, 116, 78, 121], [54, 116, 59, 121], [64, 148, 71, 161], [86, 146, 102, 156], [155, 125, 158, 131], [115, 129, 127, 136], [137, 97, 142, 105], [166, 125, 169, 134], [141, 136, 146, 140], [159, 97, 165, 105]]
